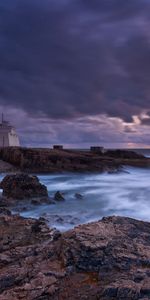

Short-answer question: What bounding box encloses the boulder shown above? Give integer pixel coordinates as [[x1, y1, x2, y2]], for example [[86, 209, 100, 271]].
[[0, 173, 48, 200], [0, 207, 11, 215], [74, 193, 83, 199], [59, 216, 150, 299], [0, 214, 150, 299], [54, 191, 65, 201]]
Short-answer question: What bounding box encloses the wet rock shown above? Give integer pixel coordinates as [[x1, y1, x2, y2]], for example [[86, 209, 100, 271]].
[[46, 214, 80, 228], [0, 173, 48, 201], [54, 191, 65, 201], [74, 193, 83, 199], [0, 207, 11, 215], [31, 197, 51, 206], [31, 199, 41, 205]]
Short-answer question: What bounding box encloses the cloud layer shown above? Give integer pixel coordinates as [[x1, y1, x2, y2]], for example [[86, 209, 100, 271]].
[[0, 0, 150, 146]]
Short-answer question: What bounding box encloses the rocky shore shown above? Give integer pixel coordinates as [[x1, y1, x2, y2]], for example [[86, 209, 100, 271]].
[[0, 174, 55, 211], [0, 149, 150, 299], [0, 210, 150, 300], [0, 147, 149, 173]]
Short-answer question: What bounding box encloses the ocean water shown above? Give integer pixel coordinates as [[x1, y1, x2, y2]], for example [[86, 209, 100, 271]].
[[0, 149, 150, 231], [13, 166, 150, 231], [132, 148, 150, 157]]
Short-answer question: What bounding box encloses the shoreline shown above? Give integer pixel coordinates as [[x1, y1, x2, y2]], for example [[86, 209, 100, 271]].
[[0, 156, 150, 298], [0, 147, 149, 174], [1, 167, 150, 232]]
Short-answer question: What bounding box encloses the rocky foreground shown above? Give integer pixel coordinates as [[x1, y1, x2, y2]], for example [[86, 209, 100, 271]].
[[0, 211, 150, 300], [0, 147, 149, 173]]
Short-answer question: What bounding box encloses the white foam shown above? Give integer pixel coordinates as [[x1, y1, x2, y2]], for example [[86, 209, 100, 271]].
[[13, 167, 150, 230]]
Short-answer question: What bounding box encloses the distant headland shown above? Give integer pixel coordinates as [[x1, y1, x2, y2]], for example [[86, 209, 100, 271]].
[[0, 146, 149, 174]]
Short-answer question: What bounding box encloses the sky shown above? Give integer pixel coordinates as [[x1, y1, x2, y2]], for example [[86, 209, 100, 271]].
[[0, 0, 150, 148]]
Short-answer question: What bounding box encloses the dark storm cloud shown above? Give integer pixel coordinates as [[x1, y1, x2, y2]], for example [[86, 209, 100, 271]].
[[0, 0, 150, 122], [79, 0, 146, 20], [124, 126, 137, 133], [140, 118, 150, 126]]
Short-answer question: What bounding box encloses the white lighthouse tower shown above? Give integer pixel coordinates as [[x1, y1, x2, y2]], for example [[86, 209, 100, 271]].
[[0, 114, 20, 147]]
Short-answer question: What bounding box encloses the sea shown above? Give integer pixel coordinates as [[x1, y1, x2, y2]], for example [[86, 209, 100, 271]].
[[1, 148, 150, 231]]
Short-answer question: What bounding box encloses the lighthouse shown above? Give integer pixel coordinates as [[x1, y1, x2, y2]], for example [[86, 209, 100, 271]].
[[0, 114, 20, 147]]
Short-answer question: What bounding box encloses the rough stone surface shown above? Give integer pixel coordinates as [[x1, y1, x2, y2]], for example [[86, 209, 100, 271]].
[[0, 147, 148, 173], [54, 191, 65, 201], [105, 149, 144, 159], [0, 212, 62, 300], [0, 173, 48, 200], [0, 213, 150, 299]]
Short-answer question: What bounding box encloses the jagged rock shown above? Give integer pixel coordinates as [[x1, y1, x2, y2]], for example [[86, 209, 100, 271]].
[[54, 191, 65, 201], [59, 216, 150, 299], [0, 212, 62, 300], [0, 214, 150, 299], [74, 193, 83, 199], [0, 207, 11, 215], [0, 173, 48, 200], [31, 197, 51, 205]]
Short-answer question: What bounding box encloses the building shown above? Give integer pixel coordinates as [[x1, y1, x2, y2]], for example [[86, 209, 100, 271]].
[[0, 114, 20, 147], [90, 146, 105, 153], [53, 145, 63, 150]]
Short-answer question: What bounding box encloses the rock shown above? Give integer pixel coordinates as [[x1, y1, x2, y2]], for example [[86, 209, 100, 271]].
[[59, 216, 150, 299], [0, 212, 62, 300], [0, 207, 11, 215], [0, 214, 150, 299], [31, 199, 41, 205], [0, 147, 148, 173], [0, 173, 48, 200], [31, 197, 51, 205], [54, 191, 65, 201], [104, 149, 145, 159], [74, 193, 83, 199]]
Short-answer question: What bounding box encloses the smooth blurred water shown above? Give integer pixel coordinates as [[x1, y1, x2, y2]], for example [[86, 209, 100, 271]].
[[5, 166, 148, 231]]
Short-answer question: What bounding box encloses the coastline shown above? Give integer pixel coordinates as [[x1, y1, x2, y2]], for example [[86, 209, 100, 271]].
[[0, 147, 149, 174], [0, 148, 150, 299]]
